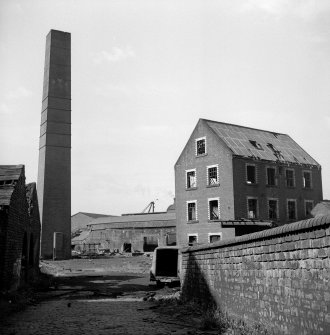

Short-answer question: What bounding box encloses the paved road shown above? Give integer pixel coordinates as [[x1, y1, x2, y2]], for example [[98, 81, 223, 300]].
[[0, 271, 209, 335]]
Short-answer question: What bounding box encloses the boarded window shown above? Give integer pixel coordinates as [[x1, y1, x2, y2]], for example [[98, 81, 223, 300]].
[[267, 167, 276, 186], [209, 234, 221, 243], [288, 201, 296, 220]]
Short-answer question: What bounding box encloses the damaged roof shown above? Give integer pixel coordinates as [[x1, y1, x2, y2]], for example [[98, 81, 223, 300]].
[[203, 119, 320, 166], [0, 165, 24, 206]]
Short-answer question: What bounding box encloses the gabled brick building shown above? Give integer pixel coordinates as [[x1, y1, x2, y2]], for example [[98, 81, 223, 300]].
[[175, 119, 323, 246], [0, 165, 41, 290]]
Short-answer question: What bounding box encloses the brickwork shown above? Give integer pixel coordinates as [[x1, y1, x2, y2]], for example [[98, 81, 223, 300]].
[[181, 215, 330, 334], [175, 120, 236, 246], [233, 158, 323, 224]]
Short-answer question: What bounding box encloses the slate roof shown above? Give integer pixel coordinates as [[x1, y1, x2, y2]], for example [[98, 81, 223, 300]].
[[0, 165, 24, 206], [203, 119, 320, 166]]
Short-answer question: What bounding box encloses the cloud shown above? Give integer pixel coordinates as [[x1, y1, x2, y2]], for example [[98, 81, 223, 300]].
[[240, 0, 330, 20], [93, 46, 135, 64], [0, 103, 10, 115], [7, 86, 32, 100]]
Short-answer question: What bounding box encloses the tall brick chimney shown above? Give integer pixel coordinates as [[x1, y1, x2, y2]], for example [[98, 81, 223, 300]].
[[37, 30, 71, 259]]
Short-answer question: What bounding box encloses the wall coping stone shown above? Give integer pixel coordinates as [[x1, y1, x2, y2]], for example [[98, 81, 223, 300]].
[[181, 215, 330, 254]]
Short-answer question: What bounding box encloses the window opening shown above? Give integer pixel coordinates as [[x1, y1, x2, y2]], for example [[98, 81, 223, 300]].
[[209, 199, 219, 220], [246, 165, 256, 184], [187, 202, 196, 221], [186, 170, 196, 188], [208, 166, 218, 185], [209, 234, 221, 243], [288, 201, 296, 220], [286, 169, 295, 187], [268, 200, 278, 220], [267, 167, 276, 186], [196, 138, 206, 155], [248, 198, 258, 219], [188, 235, 198, 246], [303, 171, 312, 188], [305, 201, 314, 217]]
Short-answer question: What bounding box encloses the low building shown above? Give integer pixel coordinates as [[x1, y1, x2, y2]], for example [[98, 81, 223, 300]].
[[311, 200, 330, 217], [175, 119, 323, 246], [0, 165, 41, 291], [72, 204, 176, 254], [71, 212, 114, 236]]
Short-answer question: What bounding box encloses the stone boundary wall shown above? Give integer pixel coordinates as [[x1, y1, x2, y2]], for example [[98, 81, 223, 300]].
[[181, 215, 330, 335]]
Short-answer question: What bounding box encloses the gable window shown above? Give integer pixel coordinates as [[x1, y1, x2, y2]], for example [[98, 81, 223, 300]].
[[305, 200, 314, 217], [207, 165, 219, 186], [246, 165, 256, 184], [285, 169, 295, 187], [186, 169, 196, 189], [208, 198, 220, 220], [188, 234, 198, 246], [247, 197, 258, 219], [266, 167, 276, 186], [303, 171, 312, 189], [287, 200, 297, 221], [268, 199, 278, 220], [196, 137, 206, 156], [187, 201, 197, 221], [209, 233, 221, 243]]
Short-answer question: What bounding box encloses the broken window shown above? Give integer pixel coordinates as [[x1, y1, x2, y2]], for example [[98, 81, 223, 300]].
[[249, 140, 263, 150], [266, 167, 276, 186], [186, 170, 196, 188], [305, 201, 314, 217], [209, 199, 219, 220], [209, 234, 221, 243], [247, 198, 258, 219], [196, 137, 206, 155], [303, 171, 312, 189], [187, 201, 197, 221], [285, 169, 295, 187], [188, 235, 198, 246], [246, 165, 256, 184], [268, 200, 278, 220], [207, 165, 218, 185], [287, 200, 296, 221]]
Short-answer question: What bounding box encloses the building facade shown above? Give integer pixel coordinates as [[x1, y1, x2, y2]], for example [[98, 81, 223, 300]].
[[0, 166, 41, 291], [175, 119, 323, 246]]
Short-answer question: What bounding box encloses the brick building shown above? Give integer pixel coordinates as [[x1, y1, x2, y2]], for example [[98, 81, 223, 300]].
[[0, 165, 41, 291], [175, 119, 323, 246], [71, 212, 114, 236]]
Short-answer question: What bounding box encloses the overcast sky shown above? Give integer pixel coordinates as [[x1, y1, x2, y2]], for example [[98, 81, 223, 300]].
[[1, 0, 330, 215]]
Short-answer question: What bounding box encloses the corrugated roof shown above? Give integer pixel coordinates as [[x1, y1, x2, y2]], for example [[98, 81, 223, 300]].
[[204, 119, 319, 166], [0, 165, 24, 206]]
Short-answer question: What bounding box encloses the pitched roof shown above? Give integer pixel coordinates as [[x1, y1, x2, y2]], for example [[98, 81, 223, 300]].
[[72, 212, 115, 219], [71, 230, 91, 243], [88, 212, 176, 230], [0, 165, 24, 206], [203, 119, 320, 166]]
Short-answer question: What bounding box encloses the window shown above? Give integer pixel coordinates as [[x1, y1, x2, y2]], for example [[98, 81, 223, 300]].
[[196, 137, 206, 156], [186, 169, 196, 189], [287, 200, 297, 221], [268, 199, 278, 220], [208, 198, 220, 220], [285, 169, 295, 187], [305, 200, 314, 217], [303, 171, 312, 189], [188, 234, 198, 246], [187, 201, 197, 221], [246, 165, 256, 184], [266, 167, 276, 186], [207, 165, 219, 185], [247, 198, 258, 219], [209, 234, 221, 243]]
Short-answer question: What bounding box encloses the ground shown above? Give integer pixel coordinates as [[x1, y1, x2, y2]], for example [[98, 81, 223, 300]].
[[0, 255, 220, 335]]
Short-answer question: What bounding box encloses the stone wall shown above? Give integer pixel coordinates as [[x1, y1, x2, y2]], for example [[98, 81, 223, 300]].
[[181, 215, 330, 334]]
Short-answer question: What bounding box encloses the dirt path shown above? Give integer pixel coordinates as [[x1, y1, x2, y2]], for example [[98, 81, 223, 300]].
[[0, 258, 216, 335]]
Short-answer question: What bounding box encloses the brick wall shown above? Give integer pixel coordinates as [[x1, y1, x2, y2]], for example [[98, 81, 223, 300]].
[[181, 215, 330, 334], [233, 158, 323, 224]]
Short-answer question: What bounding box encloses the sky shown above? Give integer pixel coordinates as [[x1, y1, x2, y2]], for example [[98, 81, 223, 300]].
[[1, 0, 330, 216]]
